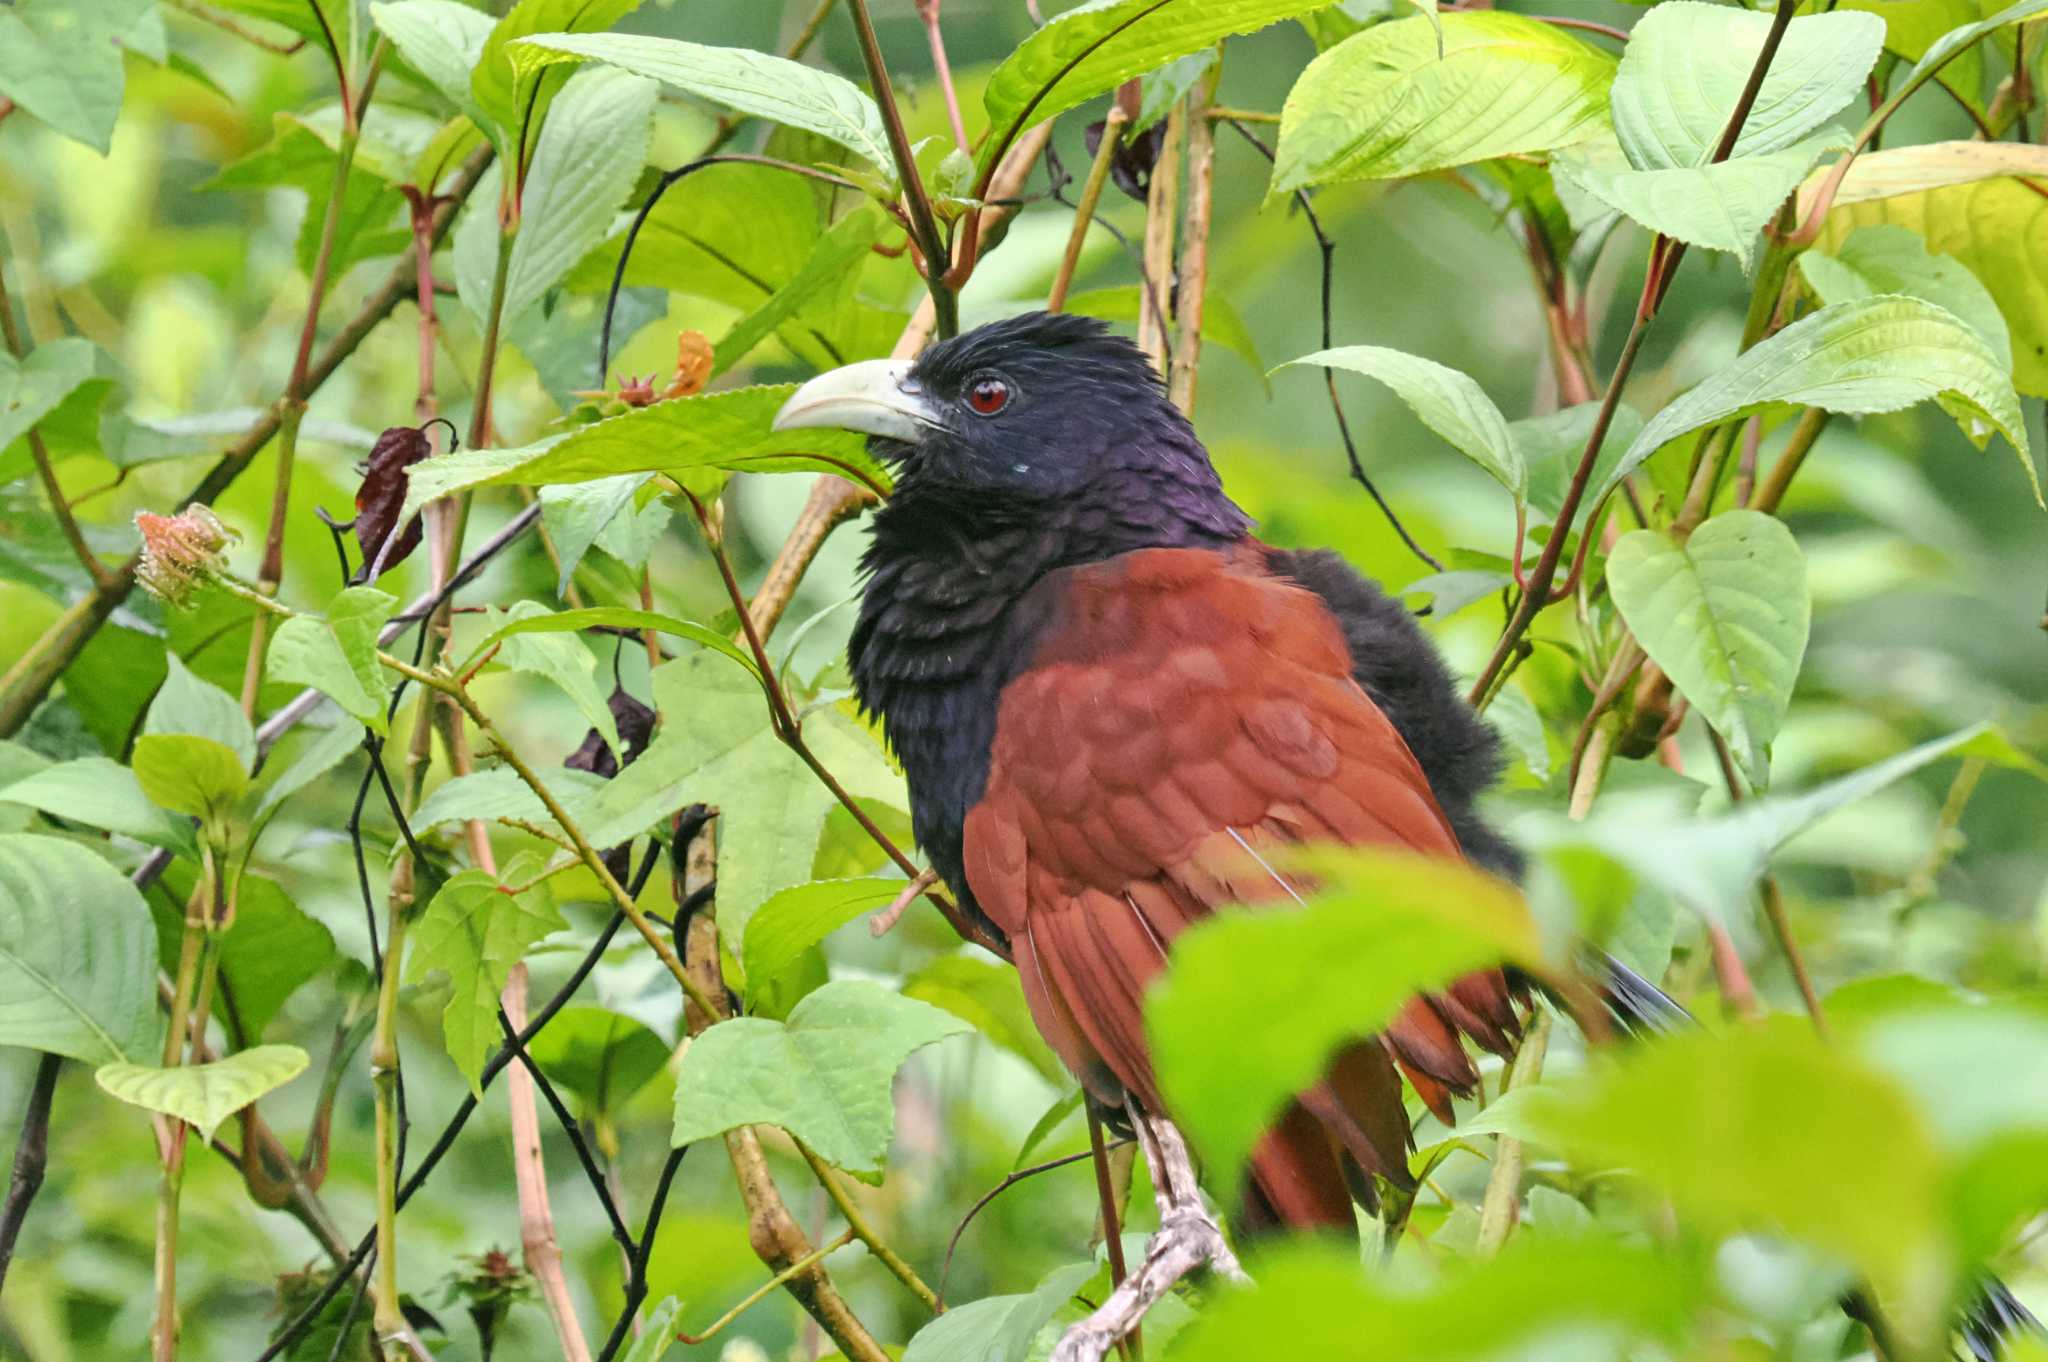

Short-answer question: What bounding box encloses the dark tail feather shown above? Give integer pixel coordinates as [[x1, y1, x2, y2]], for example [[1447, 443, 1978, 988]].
[[1581, 952, 2042, 1359]]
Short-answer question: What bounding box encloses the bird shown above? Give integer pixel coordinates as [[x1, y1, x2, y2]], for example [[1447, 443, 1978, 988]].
[[774, 309, 2043, 1359], [773, 310, 1526, 1229]]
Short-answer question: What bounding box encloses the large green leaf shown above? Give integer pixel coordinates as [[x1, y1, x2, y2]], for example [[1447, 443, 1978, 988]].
[[1608, 512, 1810, 789], [739, 877, 899, 1003], [97, 1045, 311, 1144], [0, 833, 161, 1065], [1271, 11, 1614, 194], [455, 65, 655, 334], [131, 735, 248, 822], [1516, 724, 1990, 922], [0, 0, 154, 152], [149, 866, 336, 1043], [1278, 346, 1522, 500], [513, 31, 894, 179], [1597, 295, 2036, 510], [713, 206, 886, 376], [981, 0, 1333, 173], [465, 605, 758, 679], [1529, 1020, 1951, 1351], [370, 0, 493, 123], [1509, 399, 1645, 531], [477, 602, 620, 756], [146, 654, 256, 772], [901, 1262, 1095, 1362], [407, 864, 567, 1094], [398, 386, 880, 521], [1171, 1239, 1702, 1362], [1555, 127, 1847, 270], [1814, 169, 2048, 398], [558, 654, 907, 941], [1800, 139, 2048, 213], [527, 1004, 670, 1117], [669, 979, 968, 1177], [1146, 847, 1538, 1187], [468, 0, 640, 147], [1873, 0, 2048, 130], [0, 757, 197, 856], [1610, 4, 1882, 168], [267, 589, 398, 736], [902, 954, 1065, 1086], [0, 337, 97, 453], [1800, 224, 2011, 374]]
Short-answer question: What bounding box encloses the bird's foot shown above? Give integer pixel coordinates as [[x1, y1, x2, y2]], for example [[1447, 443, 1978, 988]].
[[1050, 1109, 1248, 1362], [870, 867, 939, 936]]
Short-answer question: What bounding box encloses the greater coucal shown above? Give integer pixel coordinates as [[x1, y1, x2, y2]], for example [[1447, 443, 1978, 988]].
[[772, 312, 2038, 1357], [775, 311, 1521, 1227]]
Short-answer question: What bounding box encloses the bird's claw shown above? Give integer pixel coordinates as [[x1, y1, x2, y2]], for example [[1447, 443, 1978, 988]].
[[1049, 1109, 1248, 1362]]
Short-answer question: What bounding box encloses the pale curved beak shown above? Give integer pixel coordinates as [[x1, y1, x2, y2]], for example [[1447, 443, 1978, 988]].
[[771, 359, 939, 443]]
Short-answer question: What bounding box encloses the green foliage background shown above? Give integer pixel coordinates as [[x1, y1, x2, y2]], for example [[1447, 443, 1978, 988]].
[[3, 1, 2048, 1360]]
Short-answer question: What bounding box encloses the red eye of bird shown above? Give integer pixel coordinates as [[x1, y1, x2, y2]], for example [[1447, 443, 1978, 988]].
[[966, 376, 1010, 416]]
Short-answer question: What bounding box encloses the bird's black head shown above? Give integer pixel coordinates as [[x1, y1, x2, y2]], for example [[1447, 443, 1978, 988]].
[[773, 312, 1247, 541]]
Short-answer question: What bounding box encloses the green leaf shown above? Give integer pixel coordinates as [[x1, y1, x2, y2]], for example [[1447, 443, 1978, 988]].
[[466, 604, 758, 680], [982, 0, 1332, 174], [903, 954, 1066, 1086], [1147, 847, 1539, 1187], [469, 0, 640, 146], [1875, 0, 2048, 131], [0, 337, 98, 453], [268, 620, 381, 730], [714, 206, 886, 375], [621, 1298, 679, 1362], [454, 65, 656, 333], [1812, 161, 2048, 397], [0, 0, 153, 152], [149, 866, 336, 1043], [1509, 399, 1645, 530], [1800, 139, 2048, 213], [513, 31, 894, 179], [131, 735, 249, 822], [370, 0, 493, 123], [1170, 1238, 1703, 1362], [1554, 127, 1847, 269], [1607, 512, 1810, 789], [1271, 12, 1614, 195], [407, 865, 567, 1094], [0, 833, 161, 1065], [671, 979, 969, 1177], [0, 757, 197, 856], [146, 654, 256, 773], [399, 386, 882, 522], [572, 654, 907, 938], [540, 475, 650, 591], [1014, 1088, 1084, 1169], [478, 602, 620, 755], [1800, 224, 2011, 375], [1064, 286, 1266, 385], [1611, 4, 1882, 169], [1518, 724, 1991, 921], [96, 1045, 311, 1144], [1529, 1020, 1950, 1349], [901, 1262, 1095, 1362], [1597, 295, 2036, 511], [527, 1004, 670, 1116], [408, 765, 609, 832], [740, 877, 899, 1002], [1279, 346, 1522, 500]]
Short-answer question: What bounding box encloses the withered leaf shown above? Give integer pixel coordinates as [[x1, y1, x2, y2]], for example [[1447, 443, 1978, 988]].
[[353, 424, 435, 582]]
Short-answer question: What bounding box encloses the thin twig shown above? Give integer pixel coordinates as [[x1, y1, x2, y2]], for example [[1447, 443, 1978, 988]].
[[1048, 106, 1128, 313], [593, 1144, 690, 1362], [678, 1229, 859, 1345], [916, 0, 970, 154], [1168, 60, 1220, 414], [1135, 102, 1183, 372], [1474, 1012, 1551, 1254], [797, 1142, 940, 1313], [0, 1052, 60, 1294], [498, 1011, 637, 1256], [939, 1145, 1112, 1306], [847, 0, 956, 335]]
